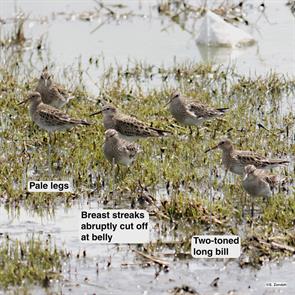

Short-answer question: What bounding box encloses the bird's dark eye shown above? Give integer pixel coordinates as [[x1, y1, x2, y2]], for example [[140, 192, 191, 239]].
[[41, 75, 44, 80]]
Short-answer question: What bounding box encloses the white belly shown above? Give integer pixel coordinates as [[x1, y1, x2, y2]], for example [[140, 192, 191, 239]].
[[118, 156, 134, 166], [33, 114, 73, 132], [183, 116, 204, 126], [243, 179, 272, 197], [229, 164, 245, 176]]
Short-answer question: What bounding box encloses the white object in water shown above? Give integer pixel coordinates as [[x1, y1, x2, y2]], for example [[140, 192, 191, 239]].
[[196, 11, 255, 48]]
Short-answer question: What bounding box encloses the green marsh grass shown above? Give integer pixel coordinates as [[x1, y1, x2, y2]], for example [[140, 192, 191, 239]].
[[0, 236, 64, 289], [0, 60, 294, 275]]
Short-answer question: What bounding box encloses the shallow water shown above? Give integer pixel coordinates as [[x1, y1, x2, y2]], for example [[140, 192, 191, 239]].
[[1, 203, 295, 295], [1, 0, 295, 94], [0, 0, 295, 294]]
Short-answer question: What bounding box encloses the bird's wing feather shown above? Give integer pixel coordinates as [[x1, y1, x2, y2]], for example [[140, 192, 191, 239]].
[[48, 86, 67, 101], [235, 150, 268, 166], [55, 83, 68, 95], [263, 174, 281, 189], [115, 115, 157, 137], [187, 102, 220, 119], [119, 142, 139, 156], [38, 107, 78, 125]]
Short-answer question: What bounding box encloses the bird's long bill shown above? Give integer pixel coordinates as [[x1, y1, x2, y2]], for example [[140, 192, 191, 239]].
[[204, 145, 218, 153], [44, 79, 48, 87], [243, 174, 249, 181], [18, 98, 29, 105], [90, 110, 102, 117], [164, 98, 173, 108]]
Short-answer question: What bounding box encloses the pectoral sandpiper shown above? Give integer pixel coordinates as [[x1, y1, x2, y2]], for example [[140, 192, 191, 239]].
[[206, 139, 289, 176], [36, 67, 74, 108], [19, 92, 90, 132], [242, 165, 284, 216], [90, 105, 171, 141], [242, 165, 283, 198], [167, 93, 228, 126], [103, 129, 141, 166]]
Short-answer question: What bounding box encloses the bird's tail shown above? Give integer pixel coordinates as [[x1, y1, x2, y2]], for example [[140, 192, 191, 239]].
[[151, 127, 173, 137], [216, 107, 229, 113], [267, 175, 286, 190], [267, 159, 289, 167], [72, 119, 92, 126], [80, 120, 92, 126]]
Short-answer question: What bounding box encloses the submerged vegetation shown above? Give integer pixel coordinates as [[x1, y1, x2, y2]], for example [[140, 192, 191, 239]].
[[0, 0, 294, 292], [0, 236, 64, 289], [1, 61, 294, 209], [0, 60, 294, 279]]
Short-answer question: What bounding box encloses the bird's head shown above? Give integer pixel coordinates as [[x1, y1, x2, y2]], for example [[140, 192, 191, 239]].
[[205, 139, 233, 153], [165, 92, 180, 107], [243, 165, 256, 180], [39, 67, 53, 87], [90, 105, 117, 117], [105, 129, 118, 139], [18, 91, 42, 105]]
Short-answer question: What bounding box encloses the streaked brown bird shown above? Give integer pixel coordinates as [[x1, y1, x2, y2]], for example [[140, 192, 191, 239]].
[[242, 164, 285, 216], [90, 104, 171, 141], [242, 165, 284, 198], [206, 139, 289, 177], [103, 129, 141, 166], [36, 67, 74, 108], [167, 92, 228, 126], [19, 92, 90, 132]]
